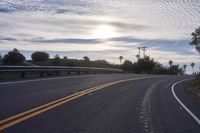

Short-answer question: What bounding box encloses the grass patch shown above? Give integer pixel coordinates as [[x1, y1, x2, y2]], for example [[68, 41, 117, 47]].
[[187, 73, 200, 101], [0, 75, 6, 80]]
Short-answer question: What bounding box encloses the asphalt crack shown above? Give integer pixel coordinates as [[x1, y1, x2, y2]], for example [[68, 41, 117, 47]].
[[138, 80, 166, 133]]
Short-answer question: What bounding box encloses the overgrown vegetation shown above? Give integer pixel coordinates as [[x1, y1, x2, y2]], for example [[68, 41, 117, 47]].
[[0, 48, 186, 75], [188, 73, 200, 101], [31, 51, 49, 61], [1, 48, 25, 65], [30, 56, 119, 68], [188, 26, 200, 101], [190, 26, 200, 53], [122, 56, 184, 75]]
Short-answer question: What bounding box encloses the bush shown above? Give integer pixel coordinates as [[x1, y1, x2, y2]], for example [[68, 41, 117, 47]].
[[195, 73, 200, 80], [83, 56, 90, 61], [51, 54, 60, 65], [2, 48, 25, 65], [0, 54, 2, 65], [133, 56, 155, 74], [31, 51, 49, 61], [167, 65, 184, 75], [122, 60, 133, 72]]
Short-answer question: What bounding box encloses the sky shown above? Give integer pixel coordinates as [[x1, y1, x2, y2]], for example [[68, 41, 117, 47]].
[[0, 0, 200, 73]]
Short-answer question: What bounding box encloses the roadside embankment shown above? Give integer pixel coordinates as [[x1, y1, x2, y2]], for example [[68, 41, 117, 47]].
[[185, 74, 200, 102]]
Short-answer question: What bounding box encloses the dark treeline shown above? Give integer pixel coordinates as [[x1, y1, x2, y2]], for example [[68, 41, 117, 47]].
[[0, 49, 185, 75], [122, 56, 184, 75], [0, 49, 119, 69]]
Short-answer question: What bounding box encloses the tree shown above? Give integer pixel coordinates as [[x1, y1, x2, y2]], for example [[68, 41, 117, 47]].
[[63, 56, 68, 60], [136, 54, 140, 59], [0, 54, 2, 62], [190, 26, 200, 53], [52, 54, 60, 65], [183, 64, 187, 73], [31, 51, 49, 61], [133, 56, 156, 74], [168, 65, 183, 75], [168, 60, 173, 67], [2, 48, 25, 65], [83, 56, 90, 61], [119, 56, 123, 64], [122, 60, 133, 72], [191, 63, 195, 74]]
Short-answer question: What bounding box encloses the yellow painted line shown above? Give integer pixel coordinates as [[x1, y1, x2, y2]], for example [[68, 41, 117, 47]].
[[0, 76, 153, 131], [0, 92, 80, 124], [0, 82, 112, 125]]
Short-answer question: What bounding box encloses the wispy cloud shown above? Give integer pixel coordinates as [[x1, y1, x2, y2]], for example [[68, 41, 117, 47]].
[[0, 0, 200, 73]]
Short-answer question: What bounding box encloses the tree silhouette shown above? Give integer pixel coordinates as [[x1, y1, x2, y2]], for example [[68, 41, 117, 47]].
[[31, 51, 49, 61], [190, 26, 200, 53], [168, 60, 173, 67], [133, 56, 156, 74], [52, 54, 60, 65], [63, 56, 68, 60], [119, 56, 123, 64], [191, 63, 195, 74], [122, 60, 133, 72], [83, 56, 90, 61], [2, 48, 25, 65], [0, 54, 2, 65], [183, 64, 187, 73], [136, 55, 140, 59]]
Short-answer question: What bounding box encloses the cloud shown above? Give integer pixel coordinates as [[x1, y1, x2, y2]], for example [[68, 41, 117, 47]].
[[0, 34, 194, 56], [110, 22, 148, 31], [0, 36, 17, 41], [30, 38, 104, 44], [0, 0, 200, 74]]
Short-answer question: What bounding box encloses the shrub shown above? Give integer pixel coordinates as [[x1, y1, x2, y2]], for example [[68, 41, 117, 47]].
[[31, 51, 49, 61], [2, 48, 25, 65], [122, 60, 133, 72]]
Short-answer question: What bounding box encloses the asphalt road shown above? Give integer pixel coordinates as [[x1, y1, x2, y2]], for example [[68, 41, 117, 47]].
[[0, 74, 200, 133]]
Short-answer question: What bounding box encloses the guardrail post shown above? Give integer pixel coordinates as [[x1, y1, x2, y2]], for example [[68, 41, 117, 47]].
[[20, 72, 25, 78]]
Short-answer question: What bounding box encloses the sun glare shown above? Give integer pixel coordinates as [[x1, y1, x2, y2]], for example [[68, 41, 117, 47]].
[[91, 25, 118, 39]]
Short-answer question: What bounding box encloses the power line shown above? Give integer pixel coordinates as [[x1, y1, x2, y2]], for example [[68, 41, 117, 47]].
[[137, 46, 147, 58]]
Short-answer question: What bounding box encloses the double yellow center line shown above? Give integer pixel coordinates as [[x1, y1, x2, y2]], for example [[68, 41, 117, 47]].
[[0, 76, 151, 131]]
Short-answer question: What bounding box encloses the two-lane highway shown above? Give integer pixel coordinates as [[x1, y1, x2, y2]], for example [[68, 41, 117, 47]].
[[0, 74, 200, 133]]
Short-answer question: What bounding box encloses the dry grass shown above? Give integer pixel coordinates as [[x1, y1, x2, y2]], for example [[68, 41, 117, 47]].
[[187, 73, 200, 101]]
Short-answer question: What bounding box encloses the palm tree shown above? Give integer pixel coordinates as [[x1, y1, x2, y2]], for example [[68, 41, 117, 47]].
[[191, 63, 195, 74], [183, 64, 187, 72], [136, 54, 140, 59], [169, 60, 173, 67], [119, 56, 123, 64]]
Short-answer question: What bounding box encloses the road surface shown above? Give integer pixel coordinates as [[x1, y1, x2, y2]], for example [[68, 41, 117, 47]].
[[0, 74, 200, 133]]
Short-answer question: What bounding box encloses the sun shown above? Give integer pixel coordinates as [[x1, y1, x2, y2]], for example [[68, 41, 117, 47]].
[[91, 24, 118, 39]]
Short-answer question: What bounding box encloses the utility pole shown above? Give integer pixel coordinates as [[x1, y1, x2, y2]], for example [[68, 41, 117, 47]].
[[137, 46, 147, 58], [142, 47, 146, 58], [137, 47, 141, 58]]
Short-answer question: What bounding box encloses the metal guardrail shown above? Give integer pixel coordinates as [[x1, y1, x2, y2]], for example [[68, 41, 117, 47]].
[[0, 66, 123, 78]]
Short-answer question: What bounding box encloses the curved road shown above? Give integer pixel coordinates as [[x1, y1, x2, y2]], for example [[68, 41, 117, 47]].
[[0, 74, 199, 133]]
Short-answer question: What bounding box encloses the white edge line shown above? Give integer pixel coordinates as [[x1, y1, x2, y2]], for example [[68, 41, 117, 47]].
[[171, 78, 200, 125]]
